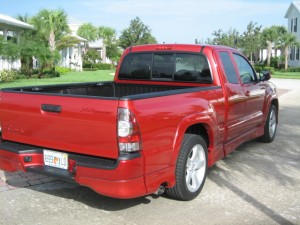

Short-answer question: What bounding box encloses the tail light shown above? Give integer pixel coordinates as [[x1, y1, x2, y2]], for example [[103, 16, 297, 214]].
[[117, 108, 142, 152]]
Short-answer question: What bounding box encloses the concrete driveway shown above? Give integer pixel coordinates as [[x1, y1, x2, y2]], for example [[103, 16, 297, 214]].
[[0, 78, 299, 225]]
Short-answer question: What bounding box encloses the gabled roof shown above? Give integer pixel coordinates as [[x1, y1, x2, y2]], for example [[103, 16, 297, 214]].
[[0, 13, 34, 30], [71, 33, 87, 42]]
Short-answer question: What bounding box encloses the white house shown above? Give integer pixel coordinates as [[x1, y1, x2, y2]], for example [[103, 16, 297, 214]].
[[69, 24, 110, 63], [285, 1, 300, 67], [0, 13, 34, 71], [58, 34, 87, 71]]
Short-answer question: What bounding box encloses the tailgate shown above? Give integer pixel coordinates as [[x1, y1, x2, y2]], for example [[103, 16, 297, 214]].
[[0, 92, 119, 159]]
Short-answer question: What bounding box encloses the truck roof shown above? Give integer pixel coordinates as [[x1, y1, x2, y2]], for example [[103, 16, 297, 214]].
[[126, 44, 236, 54]]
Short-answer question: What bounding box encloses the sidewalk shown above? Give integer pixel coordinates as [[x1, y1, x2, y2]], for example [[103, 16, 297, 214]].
[[0, 170, 58, 192]]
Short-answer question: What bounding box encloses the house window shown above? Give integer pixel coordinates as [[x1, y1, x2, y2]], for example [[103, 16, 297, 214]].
[[291, 18, 298, 33], [297, 46, 300, 61], [290, 46, 296, 61]]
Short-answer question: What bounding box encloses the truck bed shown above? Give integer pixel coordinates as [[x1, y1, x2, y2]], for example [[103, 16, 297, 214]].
[[0, 82, 217, 160], [3, 82, 193, 99]]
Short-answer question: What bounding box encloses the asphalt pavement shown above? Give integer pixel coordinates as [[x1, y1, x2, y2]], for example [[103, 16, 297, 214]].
[[0, 78, 299, 225]]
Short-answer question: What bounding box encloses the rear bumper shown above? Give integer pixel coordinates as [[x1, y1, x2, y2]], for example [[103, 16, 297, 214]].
[[0, 140, 147, 199]]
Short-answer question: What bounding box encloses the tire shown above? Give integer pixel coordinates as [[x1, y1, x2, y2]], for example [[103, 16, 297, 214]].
[[258, 104, 277, 143], [166, 134, 208, 201]]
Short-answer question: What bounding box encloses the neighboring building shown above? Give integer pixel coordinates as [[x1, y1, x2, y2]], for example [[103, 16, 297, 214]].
[[69, 24, 110, 63], [285, 1, 300, 67], [58, 34, 87, 71], [0, 13, 34, 71], [258, 48, 281, 65]]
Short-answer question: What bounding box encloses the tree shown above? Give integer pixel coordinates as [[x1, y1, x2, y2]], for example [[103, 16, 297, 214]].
[[106, 43, 122, 65], [278, 32, 299, 70], [119, 17, 157, 49], [98, 26, 117, 63], [206, 28, 240, 48], [31, 9, 70, 52], [83, 49, 101, 68], [56, 36, 82, 51], [240, 21, 262, 64], [77, 23, 98, 43], [262, 26, 282, 67]]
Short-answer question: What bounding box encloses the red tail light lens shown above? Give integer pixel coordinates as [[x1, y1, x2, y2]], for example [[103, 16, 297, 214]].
[[117, 108, 142, 152]]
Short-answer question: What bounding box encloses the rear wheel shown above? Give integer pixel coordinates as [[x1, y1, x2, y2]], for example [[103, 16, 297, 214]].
[[258, 104, 277, 143], [166, 134, 208, 201]]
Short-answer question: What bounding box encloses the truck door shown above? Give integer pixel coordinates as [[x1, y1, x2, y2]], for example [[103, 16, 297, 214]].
[[217, 51, 248, 142], [231, 53, 265, 131]]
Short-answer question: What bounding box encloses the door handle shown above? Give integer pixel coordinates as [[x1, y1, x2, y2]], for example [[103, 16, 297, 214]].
[[245, 91, 250, 97], [41, 104, 62, 113]]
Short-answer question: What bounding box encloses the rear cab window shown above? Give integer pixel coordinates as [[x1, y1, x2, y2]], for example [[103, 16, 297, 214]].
[[118, 52, 212, 83]]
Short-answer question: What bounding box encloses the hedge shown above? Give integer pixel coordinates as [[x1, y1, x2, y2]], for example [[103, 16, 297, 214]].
[[83, 63, 113, 70]]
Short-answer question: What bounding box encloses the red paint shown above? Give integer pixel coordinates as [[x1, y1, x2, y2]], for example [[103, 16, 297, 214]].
[[0, 44, 278, 199]]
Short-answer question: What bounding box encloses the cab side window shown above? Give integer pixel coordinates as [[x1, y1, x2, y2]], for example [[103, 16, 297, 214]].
[[233, 54, 257, 84], [219, 52, 239, 84]]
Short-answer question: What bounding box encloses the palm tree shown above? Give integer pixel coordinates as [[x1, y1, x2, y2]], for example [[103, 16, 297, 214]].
[[31, 9, 70, 52], [98, 26, 116, 63], [262, 26, 279, 67], [77, 23, 98, 44], [279, 32, 299, 71], [273, 26, 287, 58]]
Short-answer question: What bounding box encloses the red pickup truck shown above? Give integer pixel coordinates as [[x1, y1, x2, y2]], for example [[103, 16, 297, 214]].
[[0, 44, 278, 200]]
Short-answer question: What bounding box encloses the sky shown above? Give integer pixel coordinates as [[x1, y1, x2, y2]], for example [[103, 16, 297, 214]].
[[0, 0, 295, 44]]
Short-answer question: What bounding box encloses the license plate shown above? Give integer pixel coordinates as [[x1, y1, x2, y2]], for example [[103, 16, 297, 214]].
[[43, 150, 68, 170]]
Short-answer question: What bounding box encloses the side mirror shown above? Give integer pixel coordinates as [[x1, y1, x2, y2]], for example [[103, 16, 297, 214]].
[[259, 70, 271, 81]]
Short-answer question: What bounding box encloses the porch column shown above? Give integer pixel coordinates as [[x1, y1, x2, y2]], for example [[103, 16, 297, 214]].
[[3, 29, 8, 41], [16, 31, 21, 44], [78, 43, 82, 71], [66, 47, 70, 68]]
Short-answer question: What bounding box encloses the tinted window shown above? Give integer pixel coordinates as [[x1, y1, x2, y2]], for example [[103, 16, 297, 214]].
[[219, 52, 238, 84], [118, 53, 212, 83], [233, 54, 256, 83], [153, 54, 174, 79], [174, 54, 212, 83], [119, 53, 152, 80]]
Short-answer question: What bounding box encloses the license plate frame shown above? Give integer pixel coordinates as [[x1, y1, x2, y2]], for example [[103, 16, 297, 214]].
[[43, 150, 68, 170]]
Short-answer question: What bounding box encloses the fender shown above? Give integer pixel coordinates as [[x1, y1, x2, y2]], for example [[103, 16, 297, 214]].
[[261, 82, 279, 127], [169, 109, 220, 172]]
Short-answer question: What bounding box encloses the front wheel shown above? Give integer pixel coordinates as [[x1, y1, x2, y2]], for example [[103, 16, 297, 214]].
[[258, 104, 278, 143], [166, 134, 208, 201]]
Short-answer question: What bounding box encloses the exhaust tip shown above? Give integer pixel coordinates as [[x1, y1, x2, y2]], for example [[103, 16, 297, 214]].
[[154, 185, 165, 195]]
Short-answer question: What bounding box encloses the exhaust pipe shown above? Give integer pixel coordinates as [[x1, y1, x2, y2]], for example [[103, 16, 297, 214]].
[[154, 185, 165, 195]]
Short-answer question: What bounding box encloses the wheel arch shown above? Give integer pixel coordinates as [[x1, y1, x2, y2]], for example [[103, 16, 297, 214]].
[[170, 116, 216, 170]]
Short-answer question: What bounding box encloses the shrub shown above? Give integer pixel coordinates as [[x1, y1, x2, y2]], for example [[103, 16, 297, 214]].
[[94, 63, 112, 70], [30, 74, 39, 79], [83, 62, 113, 70], [254, 65, 275, 74], [285, 67, 300, 72], [55, 66, 72, 74], [83, 62, 93, 68], [0, 69, 17, 82], [15, 74, 27, 80], [42, 67, 60, 78]]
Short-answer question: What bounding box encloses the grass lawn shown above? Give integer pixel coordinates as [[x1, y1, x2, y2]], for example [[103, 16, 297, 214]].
[[271, 71, 300, 79], [1, 69, 300, 89], [0, 70, 115, 89]]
